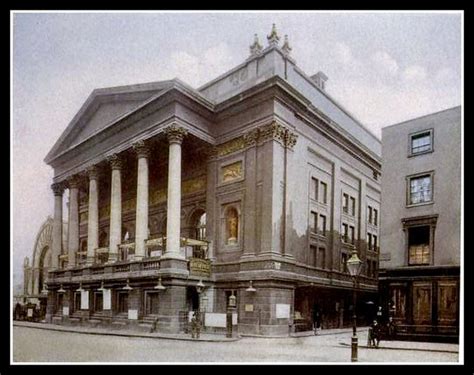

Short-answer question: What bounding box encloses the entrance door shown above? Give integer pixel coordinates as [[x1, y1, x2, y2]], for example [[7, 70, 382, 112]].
[[412, 282, 432, 325], [146, 292, 160, 315], [118, 292, 128, 313], [94, 292, 103, 312]]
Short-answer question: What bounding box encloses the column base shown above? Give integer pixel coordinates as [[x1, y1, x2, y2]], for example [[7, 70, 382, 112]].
[[160, 252, 185, 260], [86, 256, 95, 266]]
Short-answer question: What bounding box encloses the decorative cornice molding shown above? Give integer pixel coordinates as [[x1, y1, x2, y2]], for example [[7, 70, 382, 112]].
[[132, 140, 150, 158], [107, 154, 123, 170], [51, 182, 65, 196], [165, 124, 188, 144]]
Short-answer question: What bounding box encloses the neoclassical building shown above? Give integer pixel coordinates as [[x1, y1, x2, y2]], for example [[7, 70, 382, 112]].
[[44, 25, 381, 335], [15, 217, 67, 319]]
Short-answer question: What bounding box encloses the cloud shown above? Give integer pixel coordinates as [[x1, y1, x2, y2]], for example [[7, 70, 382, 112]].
[[371, 51, 399, 76], [334, 42, 354, 65], [402, 65, 427, 82], [166, 43, 237, 87]]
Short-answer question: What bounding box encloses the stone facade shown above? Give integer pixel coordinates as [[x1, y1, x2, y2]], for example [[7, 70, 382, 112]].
[[379, 106, 461, 342], [43, 26, 381, 336]]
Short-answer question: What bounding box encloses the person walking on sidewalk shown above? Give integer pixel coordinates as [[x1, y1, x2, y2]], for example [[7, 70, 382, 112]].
[[312, 305, 322, 335]]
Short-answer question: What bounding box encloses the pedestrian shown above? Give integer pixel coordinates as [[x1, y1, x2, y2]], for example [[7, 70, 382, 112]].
[[370, 320, 381, 348], [312, 305, 321, 335], [387, 316, 397, 337], [376, 305, 383, 323]]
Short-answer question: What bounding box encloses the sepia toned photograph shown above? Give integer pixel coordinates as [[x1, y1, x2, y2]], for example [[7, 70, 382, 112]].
[[10, 10, 463, 364]]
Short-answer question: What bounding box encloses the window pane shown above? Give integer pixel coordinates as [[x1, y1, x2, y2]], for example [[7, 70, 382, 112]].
[[312, 178, 319, 200], [410, 175, 432, 204], [412, 132, 431, 153], [320, 182, 327, 204]]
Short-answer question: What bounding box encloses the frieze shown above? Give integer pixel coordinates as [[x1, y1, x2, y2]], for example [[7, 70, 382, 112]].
[[217, 137, 246, 157], [182, 175, 207, 195]]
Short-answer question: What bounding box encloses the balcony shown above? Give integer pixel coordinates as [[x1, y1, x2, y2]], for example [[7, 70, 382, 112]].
[[48, 237, 211, 281]]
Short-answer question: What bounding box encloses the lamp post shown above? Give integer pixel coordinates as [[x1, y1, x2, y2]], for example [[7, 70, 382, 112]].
[[346, 250, 363, 362], [226, 291, 236, 338]]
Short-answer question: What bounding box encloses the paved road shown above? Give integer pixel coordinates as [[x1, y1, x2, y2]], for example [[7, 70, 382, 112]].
[[12, 326, 459, 363]]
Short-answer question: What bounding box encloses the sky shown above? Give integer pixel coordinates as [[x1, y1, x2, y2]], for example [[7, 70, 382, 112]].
[[11, 11, 462, 288]]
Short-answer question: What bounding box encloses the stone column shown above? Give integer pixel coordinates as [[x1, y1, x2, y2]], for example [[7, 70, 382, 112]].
[[107, 154, 122, 263], [164, 125, 188, 259], [51, 182, 64, 270], [133, 141, 150, 260], [205, 147, 218, 261], [242, 129, 259, 258], [67, 176, 80, 268], [86, 166, 99, 265]]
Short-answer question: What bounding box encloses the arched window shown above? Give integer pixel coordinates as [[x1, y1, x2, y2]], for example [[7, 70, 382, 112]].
[[226, 207, 239, 245], [195, 212, 206, 241]]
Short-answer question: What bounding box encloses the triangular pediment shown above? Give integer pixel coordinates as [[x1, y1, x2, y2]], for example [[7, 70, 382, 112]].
[[45, 81, 174, 163]]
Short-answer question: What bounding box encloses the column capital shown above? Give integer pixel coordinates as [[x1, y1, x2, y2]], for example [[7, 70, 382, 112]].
[[258, 121, 286, 146], [107, 154, 123, 170], [165, 124, 188, 144], [86, 165, 99, 180], [286, 131, 298, 150], [243, 128, 260, 147], [132, 140, 150, 159], [51, 182, 65, 196], [66, 175, 81, 189]]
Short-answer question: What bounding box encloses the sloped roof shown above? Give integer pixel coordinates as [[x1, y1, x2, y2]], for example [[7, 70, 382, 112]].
[[44, 80, 175, 164]]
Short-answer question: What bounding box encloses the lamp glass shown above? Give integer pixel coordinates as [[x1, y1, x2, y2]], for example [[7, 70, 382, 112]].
[[347, 251, 363, 277]]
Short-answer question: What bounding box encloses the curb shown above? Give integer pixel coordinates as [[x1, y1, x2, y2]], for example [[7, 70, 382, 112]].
[[338, 342, 458, 354], [13, 322, 241, 343]]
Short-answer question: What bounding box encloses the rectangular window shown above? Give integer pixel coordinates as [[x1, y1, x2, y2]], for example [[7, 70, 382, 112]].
[[74, 292, 81, 311], [312, 177, 319, 201], [367, 233, 372, 250], [367, 260, 372, 277], [317, 247, 326, 269], [318, 214, 326, 236], [349, 226, 355, 244], [320, 182, 327, 204], [342, 223, 348, 243], [409, 174, 433, 205], [373, 235, 378, 252], [368, 206, 373, 224], [342, 193, 349, 214], [411, 130, 432, 155], [310, 244, 318, 267], [408, 226, 430, 265], [350, 197, 356, 216], [373, 209, 378, 226], [311, 211, 318, 233], [341, 253, 348, 273]]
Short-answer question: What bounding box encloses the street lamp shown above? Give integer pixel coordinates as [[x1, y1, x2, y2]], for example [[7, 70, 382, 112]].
[[154, 277, 166, 291], [346, 250, 363, 362], [226, 291, 237, 338]]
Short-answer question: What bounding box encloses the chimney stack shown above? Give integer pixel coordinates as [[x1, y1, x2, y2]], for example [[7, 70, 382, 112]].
[[311, 71, 328, 91]]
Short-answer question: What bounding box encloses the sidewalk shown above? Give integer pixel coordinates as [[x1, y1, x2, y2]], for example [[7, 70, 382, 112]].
[[337, 334, 459, 354], [13, 321, 240, 342]]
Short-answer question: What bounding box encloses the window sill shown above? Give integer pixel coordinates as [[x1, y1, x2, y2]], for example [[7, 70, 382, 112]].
[[408, 149, 434, 158], [406, 201, 434, 208]]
